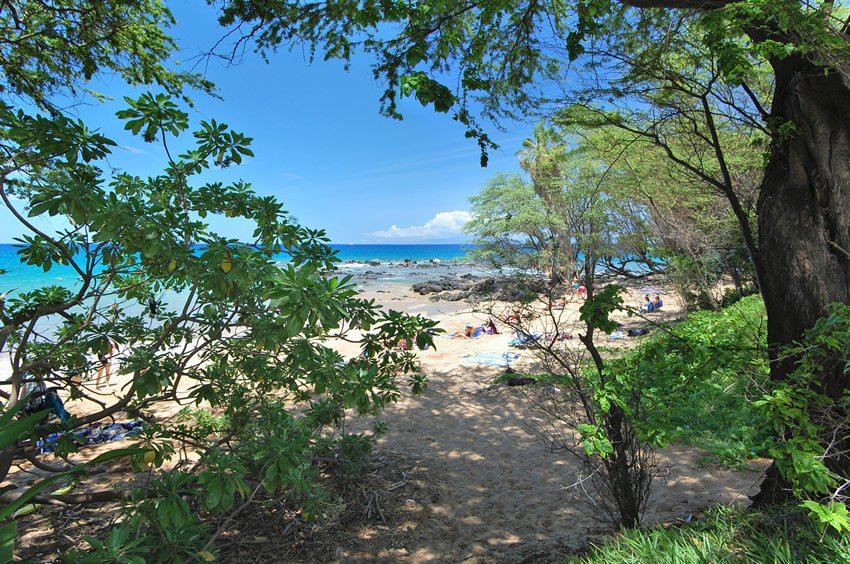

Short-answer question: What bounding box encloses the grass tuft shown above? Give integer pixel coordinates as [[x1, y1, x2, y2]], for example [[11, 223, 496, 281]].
[[575, 504, 850, 563]]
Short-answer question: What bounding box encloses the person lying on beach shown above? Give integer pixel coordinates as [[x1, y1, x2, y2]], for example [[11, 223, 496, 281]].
[[450, 323, 476, 338]]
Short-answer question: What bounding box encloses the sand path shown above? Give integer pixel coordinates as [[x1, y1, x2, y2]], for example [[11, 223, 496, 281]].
[[335, 293, 768, 561]]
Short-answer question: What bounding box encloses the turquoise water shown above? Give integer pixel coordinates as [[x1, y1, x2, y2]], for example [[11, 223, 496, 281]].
[[0, 243, 471, 296], [330, 244, 469, 263]]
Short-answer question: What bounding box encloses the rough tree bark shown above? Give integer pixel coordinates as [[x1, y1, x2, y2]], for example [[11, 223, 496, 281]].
[[626, 0, 850, 504], [759, 59, 850, 392], [752, 58, 850, 503]]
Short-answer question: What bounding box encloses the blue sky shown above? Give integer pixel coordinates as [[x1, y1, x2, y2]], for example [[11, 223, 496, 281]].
[[0, 1, 533, 244]]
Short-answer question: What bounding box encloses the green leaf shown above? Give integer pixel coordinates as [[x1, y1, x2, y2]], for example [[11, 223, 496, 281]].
[[0, 520, 16, 564], [0, 411, 48, 450]]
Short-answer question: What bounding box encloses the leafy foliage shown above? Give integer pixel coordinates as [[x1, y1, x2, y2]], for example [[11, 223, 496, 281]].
[[0, 93, 440, 558], [611, 295, 770, 465], [466, 124, 664, 287], [0, 0, 212, 110], [755, 302, 850, 531], [576, 503, 850, 564], [463, 172, 553, 270], [213, 1, 849, 169]]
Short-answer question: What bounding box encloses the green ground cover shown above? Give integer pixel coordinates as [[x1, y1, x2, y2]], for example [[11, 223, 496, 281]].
[[574, 503, 850, 563], [615, 295, 770, 466]]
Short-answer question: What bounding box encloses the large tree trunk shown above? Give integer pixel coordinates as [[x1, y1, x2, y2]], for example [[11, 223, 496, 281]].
[[753, 57, 850, 503], [759, 59, 850, 388]]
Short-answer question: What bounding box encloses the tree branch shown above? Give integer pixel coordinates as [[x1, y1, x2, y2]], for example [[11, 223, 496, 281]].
[[620, 0, 734, 8]]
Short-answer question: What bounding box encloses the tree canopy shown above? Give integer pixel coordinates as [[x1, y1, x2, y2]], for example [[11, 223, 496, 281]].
[[0, 2, 438, 559], [0, 0, 213, 109], [214, 0, 850, 509]]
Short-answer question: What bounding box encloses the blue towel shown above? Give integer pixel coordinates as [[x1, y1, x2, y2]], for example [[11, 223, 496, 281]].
[[462, 352, 521, 367], [37, 420, 144, 453]]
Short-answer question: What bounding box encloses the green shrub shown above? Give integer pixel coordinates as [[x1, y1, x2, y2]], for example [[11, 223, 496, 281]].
[[612, 295, 770, 465]]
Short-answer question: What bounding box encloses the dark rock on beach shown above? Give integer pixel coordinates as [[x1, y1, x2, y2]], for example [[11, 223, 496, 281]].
[[359, 270, 384, 280], [411, 278, 473, 295]]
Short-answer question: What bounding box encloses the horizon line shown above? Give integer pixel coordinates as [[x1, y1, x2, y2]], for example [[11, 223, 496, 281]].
[[0, 241, 474, 247]]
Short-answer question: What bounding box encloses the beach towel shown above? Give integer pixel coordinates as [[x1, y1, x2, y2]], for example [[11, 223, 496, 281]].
[[37, 420, 144, 454], [462, 352, 521, 367], [508, 332, 542, 347]]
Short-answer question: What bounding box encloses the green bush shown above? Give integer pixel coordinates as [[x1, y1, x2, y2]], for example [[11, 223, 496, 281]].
[[756, 302, 850, 532], [612, 295, 770, 465]]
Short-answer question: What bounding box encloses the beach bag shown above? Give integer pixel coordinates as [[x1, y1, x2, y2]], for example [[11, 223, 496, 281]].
[[627, 328, 651, 337], [20, 377, 49, 417], [20, 376, 70, 422]]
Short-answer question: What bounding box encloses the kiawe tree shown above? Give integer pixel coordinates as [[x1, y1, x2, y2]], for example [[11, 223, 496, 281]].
[[463, 172, 556, 272], [574, 120, 761, 309], [216, 0, 850, 505]]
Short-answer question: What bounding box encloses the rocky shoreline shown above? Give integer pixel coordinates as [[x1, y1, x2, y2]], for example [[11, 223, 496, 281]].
[[341, 258, 551, 310]]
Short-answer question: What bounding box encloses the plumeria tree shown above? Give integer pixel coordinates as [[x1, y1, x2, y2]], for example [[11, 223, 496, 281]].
[[0, 2, 438, 559], [0, 91, 439, 560]]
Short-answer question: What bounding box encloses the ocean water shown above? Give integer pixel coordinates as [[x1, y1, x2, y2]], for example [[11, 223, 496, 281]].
[[0, 243, 472, 296], [330, 244, 469, 263]]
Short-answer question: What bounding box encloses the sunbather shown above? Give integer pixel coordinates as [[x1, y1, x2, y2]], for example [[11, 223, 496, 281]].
[[653, 294, 663, 310], [451, 323, 476, 338]]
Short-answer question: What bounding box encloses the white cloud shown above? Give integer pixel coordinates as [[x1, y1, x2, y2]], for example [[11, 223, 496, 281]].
[[373, 210, 473, 240], [118, 144, 149, 155]]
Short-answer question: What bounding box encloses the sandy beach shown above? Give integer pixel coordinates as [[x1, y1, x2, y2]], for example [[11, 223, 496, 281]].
[[320, 274, 768, 560], [11, 265, 769, 561]]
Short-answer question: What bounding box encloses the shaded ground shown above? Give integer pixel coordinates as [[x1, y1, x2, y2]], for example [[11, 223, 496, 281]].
[[14, 281, 768, 562]]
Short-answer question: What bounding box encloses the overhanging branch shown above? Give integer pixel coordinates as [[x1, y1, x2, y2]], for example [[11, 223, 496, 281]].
[[621, 0, 733, 8]]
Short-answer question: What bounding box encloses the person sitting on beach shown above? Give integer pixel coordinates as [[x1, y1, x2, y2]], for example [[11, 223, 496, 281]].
[[20, 373, 70, 422], [653, 294, 663, 310], [640, 295, 654, 314], [485, 319, 499, 335]]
